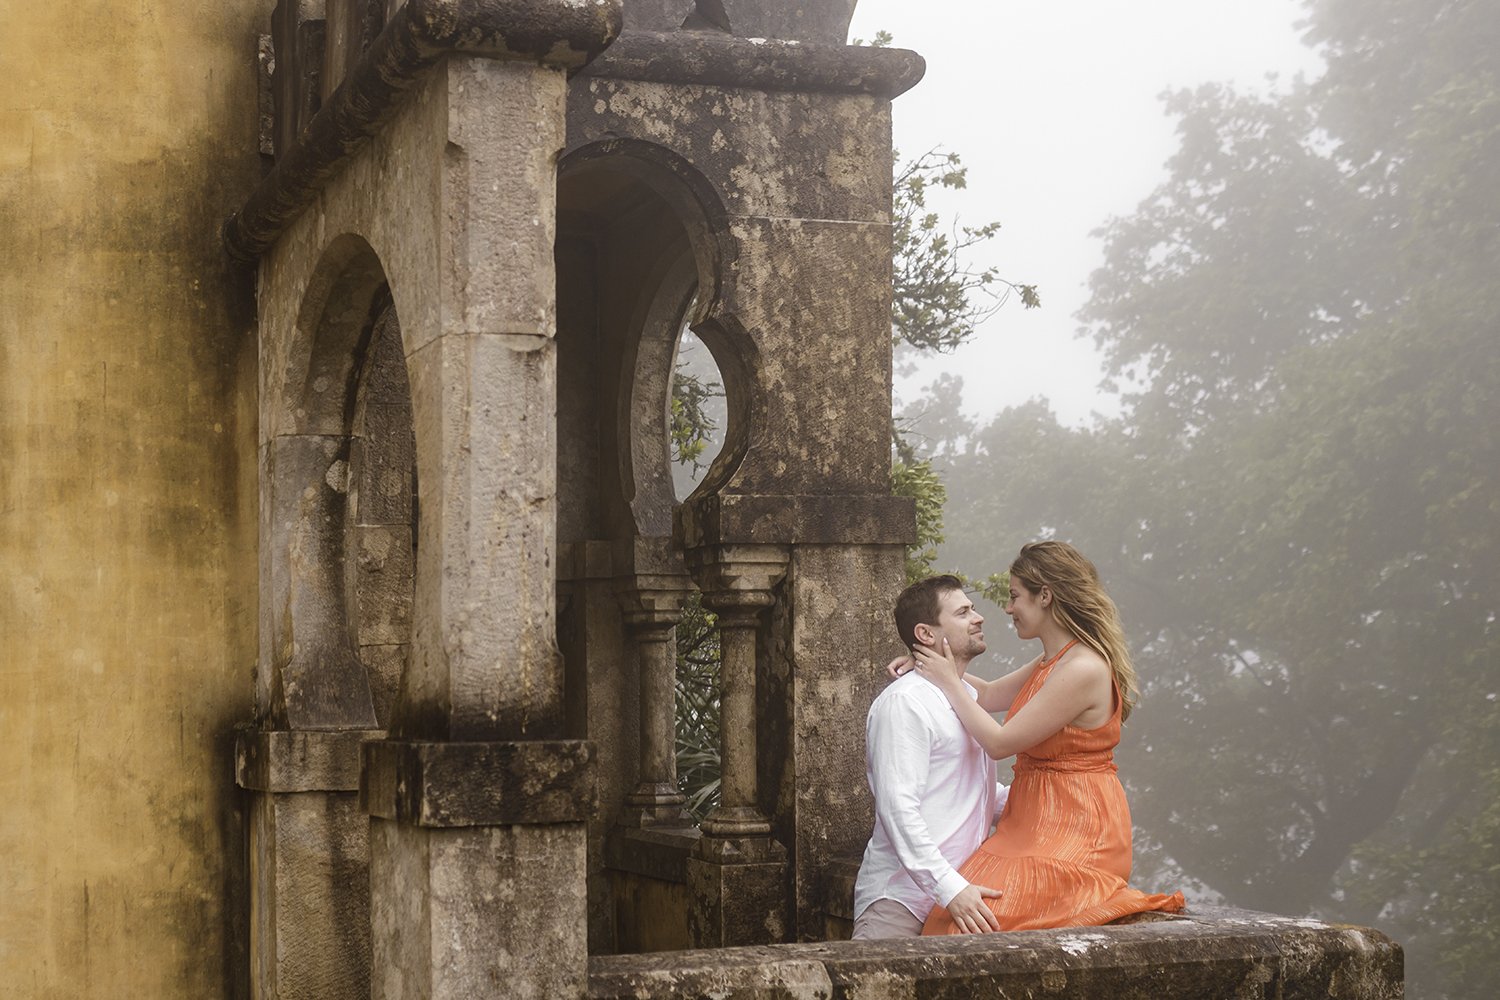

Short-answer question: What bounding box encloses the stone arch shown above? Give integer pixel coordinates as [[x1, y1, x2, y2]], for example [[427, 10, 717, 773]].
[[261, 233, 414, 732], [558, 139, 760, 537], [343, 290, 416, 727]]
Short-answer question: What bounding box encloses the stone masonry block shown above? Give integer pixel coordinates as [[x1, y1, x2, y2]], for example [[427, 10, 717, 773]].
[[677, 494, 917, 548], [588, 906, 1402, 1000], [688, 843, 790, 948], [589, 946, 833, 1000], [433, 57, 565, 350], [362, 739, 596, 827], [358, 643, 407, 730], [237, 728, 382, 792], [371, 818, 589, 1000], [763, 543, 905, 940], [716, 217, 893, 497], [352, 522, 414, 645], [250, 788, 372, 1000], [571, 75, 894, 224]]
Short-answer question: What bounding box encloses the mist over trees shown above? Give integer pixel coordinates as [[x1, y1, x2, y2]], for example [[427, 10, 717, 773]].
[[915, 1, 1498, 995]]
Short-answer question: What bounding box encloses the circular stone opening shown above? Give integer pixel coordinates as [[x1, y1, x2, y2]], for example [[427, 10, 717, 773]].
[[669, 316, 727, 502]]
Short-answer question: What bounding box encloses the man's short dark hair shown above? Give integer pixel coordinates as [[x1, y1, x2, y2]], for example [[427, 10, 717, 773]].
[[893, 574, 965, 649]]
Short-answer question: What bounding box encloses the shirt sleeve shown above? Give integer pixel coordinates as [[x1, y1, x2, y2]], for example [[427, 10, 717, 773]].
[[867, 692, 970, 907]]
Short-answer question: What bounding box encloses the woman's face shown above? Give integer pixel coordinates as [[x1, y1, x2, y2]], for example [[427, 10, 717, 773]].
[[1003, 577, 1050, 641]]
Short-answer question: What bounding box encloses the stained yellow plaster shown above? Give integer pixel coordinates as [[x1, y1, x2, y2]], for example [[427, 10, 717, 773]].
[[0, 1, 264, 996]]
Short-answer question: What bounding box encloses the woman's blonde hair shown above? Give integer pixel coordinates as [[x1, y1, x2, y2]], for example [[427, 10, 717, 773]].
[[1009, 541, 1139, 722]]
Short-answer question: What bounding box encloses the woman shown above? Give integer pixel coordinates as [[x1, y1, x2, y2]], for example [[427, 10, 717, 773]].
[[903, 541, 1184, 934]]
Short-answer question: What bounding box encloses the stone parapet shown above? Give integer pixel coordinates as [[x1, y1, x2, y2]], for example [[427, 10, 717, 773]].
[[362, 739, 596, 826], [589, 906, 1403, 999]]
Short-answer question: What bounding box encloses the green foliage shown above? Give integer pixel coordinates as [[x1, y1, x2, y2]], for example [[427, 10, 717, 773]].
[[890, 451, 1006, 603], [890, 455, 947, 583], [892, 150, 1039, 361], [850, 29, 894, 48], [673, 592, 721, 821], [669, 368, 722, 473], [923, 2, 1500, 994]]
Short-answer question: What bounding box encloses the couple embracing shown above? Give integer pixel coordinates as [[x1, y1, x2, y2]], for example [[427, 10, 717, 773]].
[[852, 540, 1185, 938]]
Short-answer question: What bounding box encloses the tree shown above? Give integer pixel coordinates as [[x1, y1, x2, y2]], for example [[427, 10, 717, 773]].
[[891, 150, 1038, 364], [925, 1, 1499, 994]]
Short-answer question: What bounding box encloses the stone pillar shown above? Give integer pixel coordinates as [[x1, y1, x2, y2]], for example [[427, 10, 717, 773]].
[[245, 427, 381, 1000], [236, 729, 381, 1000], [616, 575, 695, 827], [362, 741, 593, 999], [683, 543, 791, 947], [245, 0, 621, 988], [361, 53, 594, 1000]]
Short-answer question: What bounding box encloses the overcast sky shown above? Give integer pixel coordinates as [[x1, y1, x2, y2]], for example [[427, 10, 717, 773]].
[[847, 0, 1325, 428]]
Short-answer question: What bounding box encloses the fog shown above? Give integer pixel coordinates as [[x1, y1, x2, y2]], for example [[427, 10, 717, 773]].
[[846, 2, 1500, 997]]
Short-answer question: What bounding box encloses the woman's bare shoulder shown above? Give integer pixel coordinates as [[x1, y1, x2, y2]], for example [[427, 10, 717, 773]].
[[1053, 645, 1111, 683]]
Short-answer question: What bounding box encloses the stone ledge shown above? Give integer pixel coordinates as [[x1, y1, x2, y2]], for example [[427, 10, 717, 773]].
[[606, 825, 701, 883], [589, 906, 1403, 1000], [581, 30, 925, 99], [235, 727, 384, 792], [678, 494, 918, 548], [362, 738, 596, 826]]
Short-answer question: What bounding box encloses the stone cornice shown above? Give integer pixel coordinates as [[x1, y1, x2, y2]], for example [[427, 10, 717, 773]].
[[224, 0, 623, 263], [580, 30, 925, 99]]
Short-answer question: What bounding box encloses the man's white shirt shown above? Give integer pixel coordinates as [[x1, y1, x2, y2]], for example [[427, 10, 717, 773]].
[[854, 671, 1000, 922]]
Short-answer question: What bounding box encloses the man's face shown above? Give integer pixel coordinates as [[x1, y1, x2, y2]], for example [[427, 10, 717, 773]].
[[917, 588, 986, 667]]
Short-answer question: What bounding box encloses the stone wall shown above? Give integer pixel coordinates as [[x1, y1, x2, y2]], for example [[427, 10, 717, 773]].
[[0, 1, 264, 996]]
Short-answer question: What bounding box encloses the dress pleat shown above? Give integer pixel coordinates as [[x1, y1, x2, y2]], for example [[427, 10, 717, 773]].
[[921, 652, 1185, 934]]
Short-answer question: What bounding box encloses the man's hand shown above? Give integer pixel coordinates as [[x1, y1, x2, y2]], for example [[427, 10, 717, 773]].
[[945, 882, 1003, 933]]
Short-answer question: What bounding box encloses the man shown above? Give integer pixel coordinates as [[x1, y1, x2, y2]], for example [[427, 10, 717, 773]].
[[852, 574, 1006, 938]]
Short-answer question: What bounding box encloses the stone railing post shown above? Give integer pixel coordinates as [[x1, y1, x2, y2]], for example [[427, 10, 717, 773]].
[[683, 543, 790, 947], [616, 576, 695, 827]]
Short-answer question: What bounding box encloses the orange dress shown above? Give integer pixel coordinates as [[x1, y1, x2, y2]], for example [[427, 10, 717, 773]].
[[922, 643, 1185, 934]]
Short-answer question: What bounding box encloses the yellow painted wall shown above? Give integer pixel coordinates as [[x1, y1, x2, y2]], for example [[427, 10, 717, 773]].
[[1, 1, 264, 996]]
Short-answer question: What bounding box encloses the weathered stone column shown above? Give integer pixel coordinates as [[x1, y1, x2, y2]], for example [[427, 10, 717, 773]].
[[360, 50, 593, 999], [265, 433, 381, 732], [683, 543, 791, 947], [242, 429, 382, 1000], [616, 574, 695, 827]]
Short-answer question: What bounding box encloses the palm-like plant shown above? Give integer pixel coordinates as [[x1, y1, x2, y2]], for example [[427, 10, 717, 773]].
[[674, 593, 721, 820]]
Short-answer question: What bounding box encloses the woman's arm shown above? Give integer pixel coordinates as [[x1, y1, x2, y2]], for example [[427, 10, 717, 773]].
[[970, 657, 1043, 714], [912, 639, 1110, 760], [884, 655, 1041, 714]]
